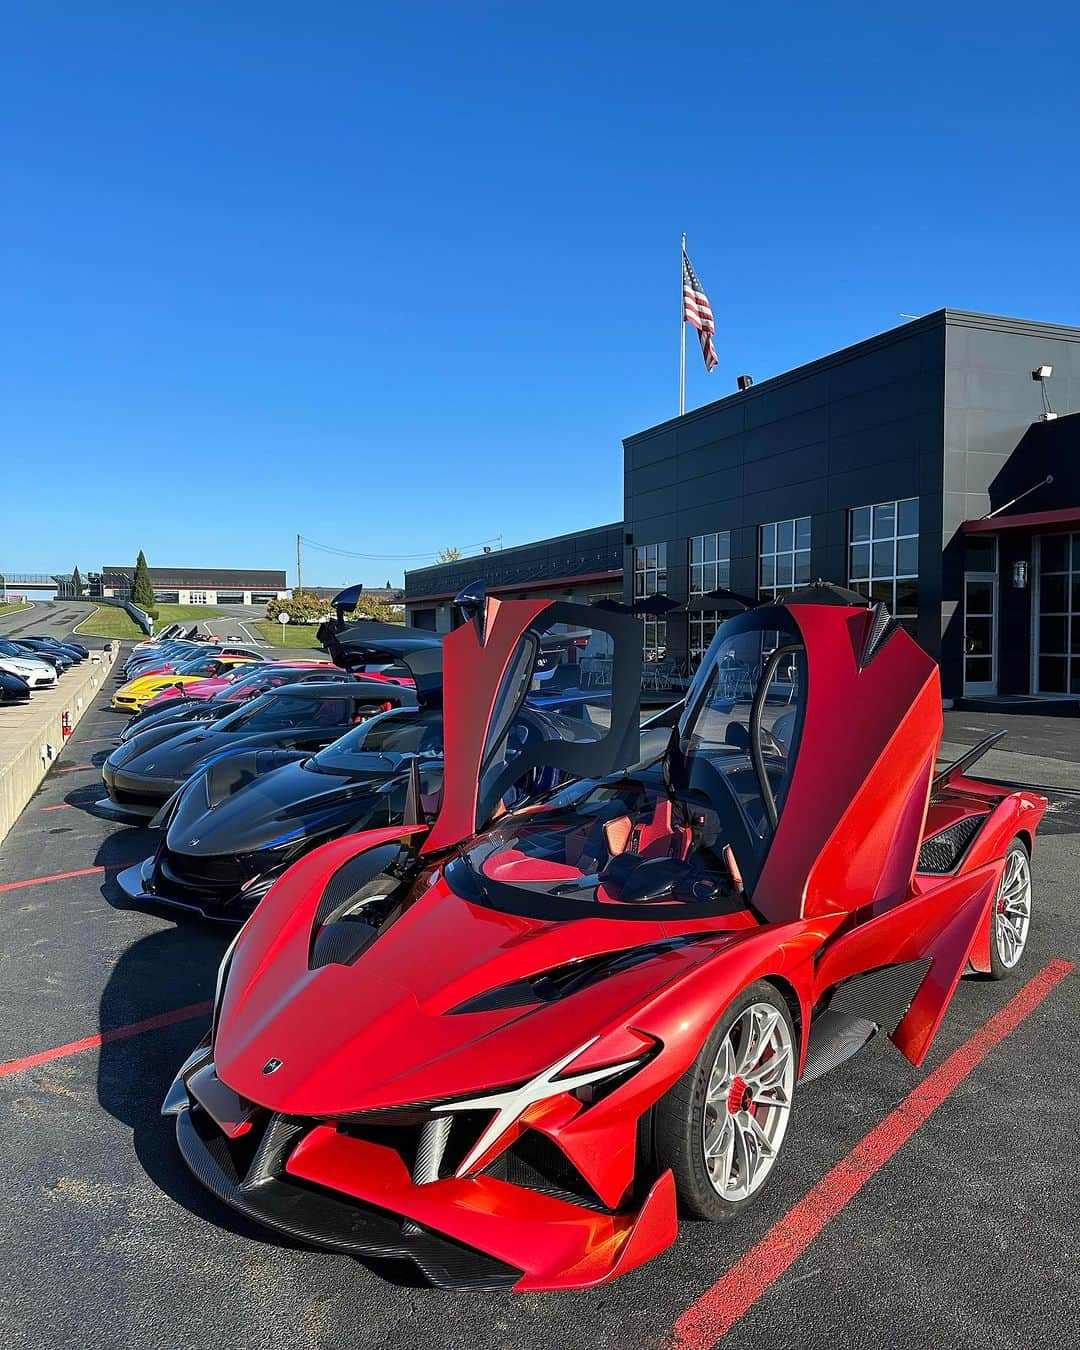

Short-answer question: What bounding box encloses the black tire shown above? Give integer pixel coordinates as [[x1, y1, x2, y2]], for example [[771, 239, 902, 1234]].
[[987, 838, 1032, 981], [653, 980, 796, 1221]]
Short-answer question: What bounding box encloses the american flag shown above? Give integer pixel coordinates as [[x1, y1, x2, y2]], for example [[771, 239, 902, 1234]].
[[682, 250, 718, 372]]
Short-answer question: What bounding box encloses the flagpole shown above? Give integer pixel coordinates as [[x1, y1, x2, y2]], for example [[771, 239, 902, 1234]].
[[679, 232, 686, 416]]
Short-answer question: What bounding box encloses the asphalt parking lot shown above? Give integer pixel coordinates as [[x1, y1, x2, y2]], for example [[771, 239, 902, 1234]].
[[0, 622, 1077, 1350]]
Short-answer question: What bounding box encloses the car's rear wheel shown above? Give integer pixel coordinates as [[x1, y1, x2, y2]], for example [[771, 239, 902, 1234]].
[[988, 839, 1032, 979], [654, 981, 796, 1220]]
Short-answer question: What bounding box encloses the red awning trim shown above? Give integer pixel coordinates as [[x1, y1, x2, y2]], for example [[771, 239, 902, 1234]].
[[962, 507, 1080, 535]]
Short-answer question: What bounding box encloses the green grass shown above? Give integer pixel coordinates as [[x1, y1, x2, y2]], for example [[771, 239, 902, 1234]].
[[0, 601, 32, 618], [74, 605, 143, 638], [255, 620, 324, 649], [75, 602, 222, 639], [154, 604, 222, 625]]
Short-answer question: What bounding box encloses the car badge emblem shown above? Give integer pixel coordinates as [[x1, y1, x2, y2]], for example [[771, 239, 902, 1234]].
[[189, 837, 200, 846], [144, 762, 154, 771], [262, 1057, 284, 1075]]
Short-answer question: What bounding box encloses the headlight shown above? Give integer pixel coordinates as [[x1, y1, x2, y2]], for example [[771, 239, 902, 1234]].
[[432, 1036, 645, 1177]]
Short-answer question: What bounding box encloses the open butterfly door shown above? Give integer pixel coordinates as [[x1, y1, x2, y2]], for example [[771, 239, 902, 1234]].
[[748, 600, 943, 924], [421, 592, 643, 855]]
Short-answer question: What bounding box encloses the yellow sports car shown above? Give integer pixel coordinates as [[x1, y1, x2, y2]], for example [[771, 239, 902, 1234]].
[[111, 654, 262, 712]]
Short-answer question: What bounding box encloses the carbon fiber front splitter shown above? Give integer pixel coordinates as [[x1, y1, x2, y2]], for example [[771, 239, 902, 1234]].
[[115, 860, 258, 925], [174, 1105, 521, 1290]]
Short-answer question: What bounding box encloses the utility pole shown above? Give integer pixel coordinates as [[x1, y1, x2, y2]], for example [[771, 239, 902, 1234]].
[[296, 533, 303, 595]]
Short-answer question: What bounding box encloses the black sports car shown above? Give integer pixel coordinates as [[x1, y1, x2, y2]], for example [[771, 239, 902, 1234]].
[[101, 681, 415, 818], [116, 698, 598, 921], [17, 638, 84, 665], [0, 669, 32, 703], [28, 635, 90, 658], [118, 666, 365, 743]]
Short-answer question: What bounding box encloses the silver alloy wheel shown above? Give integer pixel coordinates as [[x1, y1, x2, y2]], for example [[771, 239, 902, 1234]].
[[702, 1000, 795, 1202], [994, 848, 1032, 969]]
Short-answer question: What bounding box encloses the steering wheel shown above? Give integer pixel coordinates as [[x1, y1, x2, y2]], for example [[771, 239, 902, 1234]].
[[500, 716, 552, 806]]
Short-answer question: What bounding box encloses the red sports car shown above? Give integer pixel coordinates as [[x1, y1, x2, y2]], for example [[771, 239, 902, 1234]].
[[165, 585, 1044, 1291]]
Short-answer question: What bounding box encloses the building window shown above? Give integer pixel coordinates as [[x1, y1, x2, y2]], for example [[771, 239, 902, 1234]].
[[1036, 533, 1080, 694], [633, 544, 667, 661], [689, 532, 731, 666], [848, 497, 918, 630], [689, 532, 731, 596], [633, 543, 667, 597], [759, 517, 810, 601]]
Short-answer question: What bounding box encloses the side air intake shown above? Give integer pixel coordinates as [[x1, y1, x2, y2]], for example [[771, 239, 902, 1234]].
[[917, 815, 988, 874], [801, 958, 931, 1084]]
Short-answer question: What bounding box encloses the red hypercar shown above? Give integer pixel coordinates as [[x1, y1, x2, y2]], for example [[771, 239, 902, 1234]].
[[165, 585, 1044, 1291]]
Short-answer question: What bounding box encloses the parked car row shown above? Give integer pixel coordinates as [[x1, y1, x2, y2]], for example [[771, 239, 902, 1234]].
[[0, 632, 95, 704], [90, 589, 1041, 1294]]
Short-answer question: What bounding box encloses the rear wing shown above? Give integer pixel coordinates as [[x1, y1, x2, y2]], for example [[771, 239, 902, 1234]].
[[932, 729, 1006, 792], [321, 621, 443, 703]]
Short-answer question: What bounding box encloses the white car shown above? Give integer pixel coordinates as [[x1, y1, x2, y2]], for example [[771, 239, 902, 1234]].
[[0, 650, 58, 688]]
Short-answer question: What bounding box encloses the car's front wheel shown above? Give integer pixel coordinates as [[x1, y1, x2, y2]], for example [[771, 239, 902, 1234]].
[[655, 980, 797, 1220]]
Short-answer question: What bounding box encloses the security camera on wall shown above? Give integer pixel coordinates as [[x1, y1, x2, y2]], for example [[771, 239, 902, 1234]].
[[1032, 365, 1053, 380]]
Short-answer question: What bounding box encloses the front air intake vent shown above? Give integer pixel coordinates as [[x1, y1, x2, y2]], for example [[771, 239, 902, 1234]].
[[489, 1130, 611, 1212]]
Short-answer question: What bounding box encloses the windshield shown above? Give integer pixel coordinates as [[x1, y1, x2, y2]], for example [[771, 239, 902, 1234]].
[[310, 707, 442, 773], [217, 692, 352, 733], [175, 656, 226, 677]]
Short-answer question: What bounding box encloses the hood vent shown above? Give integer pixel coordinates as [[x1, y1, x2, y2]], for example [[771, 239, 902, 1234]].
[[448, 933, 722, 1014], [309, 843, 422, 970]]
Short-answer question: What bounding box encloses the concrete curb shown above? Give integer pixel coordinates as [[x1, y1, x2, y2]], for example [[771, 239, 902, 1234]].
[[0, 642, 119, 847]]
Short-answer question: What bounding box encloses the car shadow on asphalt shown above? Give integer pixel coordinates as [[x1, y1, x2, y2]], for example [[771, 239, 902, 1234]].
[[94, 821, 159, 880]]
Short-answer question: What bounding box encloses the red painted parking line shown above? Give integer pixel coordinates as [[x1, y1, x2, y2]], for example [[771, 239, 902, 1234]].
[[669, 957, 1075, 1350], [0, 866, 105, 893], [56, 765, 94, 773], [42, 804, 73, 812], [0, 1000, 213, 1079]]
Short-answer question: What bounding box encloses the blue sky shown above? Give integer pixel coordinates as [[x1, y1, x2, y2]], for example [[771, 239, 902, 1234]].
[[3, 2, 1078, 585]]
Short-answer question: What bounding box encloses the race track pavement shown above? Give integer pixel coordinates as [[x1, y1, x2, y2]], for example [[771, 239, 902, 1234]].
[[0, 636, 1077, 1350]]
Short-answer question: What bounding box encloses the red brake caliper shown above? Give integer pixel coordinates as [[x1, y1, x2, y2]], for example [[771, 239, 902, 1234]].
[[727, 1074, 753, 1115]]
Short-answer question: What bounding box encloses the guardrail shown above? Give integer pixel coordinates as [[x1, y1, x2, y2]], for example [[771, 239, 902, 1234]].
[[123, 601, 154, 635]]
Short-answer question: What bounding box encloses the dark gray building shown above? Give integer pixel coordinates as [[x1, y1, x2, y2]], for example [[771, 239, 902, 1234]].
[[623, 309, 1080, 699], [404, 524, 623, 632], [401, 309, 1080, 702]]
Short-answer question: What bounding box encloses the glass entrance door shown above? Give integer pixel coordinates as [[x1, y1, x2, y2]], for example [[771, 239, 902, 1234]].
[[1034, 533, 1078, 694], [963, 573, 997, 696]]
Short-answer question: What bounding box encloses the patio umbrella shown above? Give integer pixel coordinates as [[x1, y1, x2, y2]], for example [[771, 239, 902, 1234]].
[[776, 580, 869, 607], [702, 586, 761, 612]]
